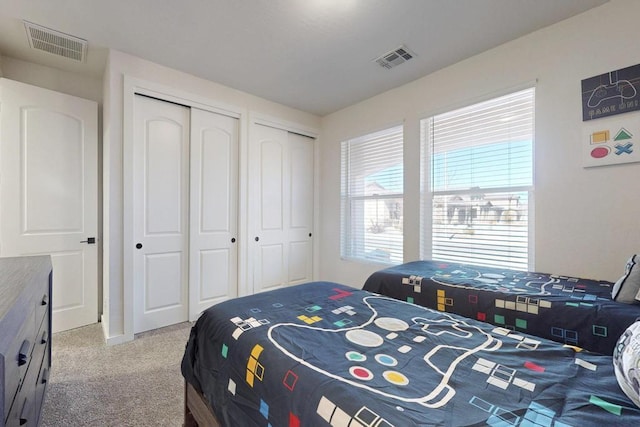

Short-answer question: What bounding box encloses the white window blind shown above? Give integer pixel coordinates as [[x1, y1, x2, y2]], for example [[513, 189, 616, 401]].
[[422, 87, 534, 270], [341, 125, 403, 264]]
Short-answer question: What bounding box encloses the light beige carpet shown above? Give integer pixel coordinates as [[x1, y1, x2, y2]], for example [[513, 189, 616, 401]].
[[41, 322, 192, 427]]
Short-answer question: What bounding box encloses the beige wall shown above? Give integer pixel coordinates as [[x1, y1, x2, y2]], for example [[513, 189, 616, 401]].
[[319, 0, 640, 287]]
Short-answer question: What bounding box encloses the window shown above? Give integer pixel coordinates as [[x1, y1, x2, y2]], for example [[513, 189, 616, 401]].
[[341, 125, 403, 264], [421, 87, 535, 270]]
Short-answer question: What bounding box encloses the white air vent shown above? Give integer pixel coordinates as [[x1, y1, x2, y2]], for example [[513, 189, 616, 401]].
[[374, 45, 415, 69], [24, 21, 87, 62]]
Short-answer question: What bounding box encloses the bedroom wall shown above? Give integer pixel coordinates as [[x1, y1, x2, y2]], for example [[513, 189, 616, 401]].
[[318, 0, 640, 288], [102, 49, 321, 342], [0, 56, 102, 102]]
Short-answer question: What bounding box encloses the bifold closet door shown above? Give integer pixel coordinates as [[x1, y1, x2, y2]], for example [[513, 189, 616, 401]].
[[189, 108, 239, 320], [0, 78, 98, 333], [250, 124, 314, 294], [133, 95, 190, 333]]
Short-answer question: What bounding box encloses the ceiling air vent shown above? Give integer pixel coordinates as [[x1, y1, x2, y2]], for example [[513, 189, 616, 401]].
[[24, 21, 87, 62], [374, 45, 415, 70]]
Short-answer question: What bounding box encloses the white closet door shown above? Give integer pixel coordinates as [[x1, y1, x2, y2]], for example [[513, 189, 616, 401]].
[[0, 78, 98, 333], [133, 95, 189, 333], [287, 132, 314, 285], [189, 108, 238, 320], [251, 124, 287, 292], [250, 124, 314, 293]]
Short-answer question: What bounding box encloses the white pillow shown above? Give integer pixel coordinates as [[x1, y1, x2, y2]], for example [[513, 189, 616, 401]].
[[612, 255, 640, 304], [613, 320, 640, 408]]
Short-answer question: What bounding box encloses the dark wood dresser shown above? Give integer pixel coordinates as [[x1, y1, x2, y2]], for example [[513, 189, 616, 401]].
[[0, 256, 52, 427]]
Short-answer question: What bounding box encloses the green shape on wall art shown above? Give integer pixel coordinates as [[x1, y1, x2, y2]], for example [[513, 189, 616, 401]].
[[614, 127, 632, 141]]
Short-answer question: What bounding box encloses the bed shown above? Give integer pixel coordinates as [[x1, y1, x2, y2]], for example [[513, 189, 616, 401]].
[[363, 260, 640, 355], [181, 280, 640, 426]]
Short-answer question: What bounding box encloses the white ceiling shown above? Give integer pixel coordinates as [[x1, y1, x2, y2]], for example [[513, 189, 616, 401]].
[[0, 0, 608, 116]]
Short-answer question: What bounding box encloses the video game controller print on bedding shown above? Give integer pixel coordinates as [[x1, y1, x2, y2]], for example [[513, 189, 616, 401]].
[[268, 295, 503, 408], [363, 260, 640, 355], [182, 282, 640, 426]]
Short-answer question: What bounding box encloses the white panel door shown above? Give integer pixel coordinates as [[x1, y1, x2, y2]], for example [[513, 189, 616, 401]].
[[133, 95, 189, 333], [250, 124, 314, 293], [0, 78, 98, 333], [251, 125, 286, 293], [287, 132, 314, 285], [189, 108, 238, 320]]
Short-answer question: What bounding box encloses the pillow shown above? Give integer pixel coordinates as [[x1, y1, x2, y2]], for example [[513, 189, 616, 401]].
[[612, 255, 640, 303], [613, 320, 640, 408]]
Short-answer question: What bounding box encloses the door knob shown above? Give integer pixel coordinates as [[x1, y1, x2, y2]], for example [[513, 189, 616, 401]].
[[255, 237, 260, 242], [80, 237, 96, 244], [136, 243, 143, 249], [231, 238, 236, 243]]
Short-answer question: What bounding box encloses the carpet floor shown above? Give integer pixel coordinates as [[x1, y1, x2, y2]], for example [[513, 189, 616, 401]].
[[40, 322, 192, 426]]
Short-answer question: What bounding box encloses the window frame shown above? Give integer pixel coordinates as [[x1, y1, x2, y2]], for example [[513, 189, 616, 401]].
[[420, 87, 535, 270], [340, 124, 404, 265]]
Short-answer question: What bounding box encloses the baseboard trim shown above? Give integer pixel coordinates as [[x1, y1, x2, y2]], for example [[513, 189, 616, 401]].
[[101, 314, 132, 345]]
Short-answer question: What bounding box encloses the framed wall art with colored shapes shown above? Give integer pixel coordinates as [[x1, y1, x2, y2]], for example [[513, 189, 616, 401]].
[[583, 112, 639, 167]]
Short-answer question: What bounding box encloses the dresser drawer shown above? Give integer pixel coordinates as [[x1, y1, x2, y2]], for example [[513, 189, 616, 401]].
[[5, 395, 29, 427], [34, 363, 49, 426], [5, 353, 40, 427], [0, 256, 52, 426], [3, 313, 35, 420], [35, 288, 49, 335], [33, 327, 48, 367], [30, 329, 47, 388], [22, 335, 48, 427]]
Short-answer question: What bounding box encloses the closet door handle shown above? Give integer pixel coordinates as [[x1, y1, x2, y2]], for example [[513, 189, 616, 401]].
[[255, 237, 260, 242], [231, 238, 236, 243], [41, 293, 48, 306], [41, 330, 48, 345], [136, 243, 143, 249]]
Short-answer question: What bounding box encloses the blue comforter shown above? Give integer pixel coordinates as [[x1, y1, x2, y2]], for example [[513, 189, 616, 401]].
[[363, 260, 640, 355], [182, 281, 640, 426]]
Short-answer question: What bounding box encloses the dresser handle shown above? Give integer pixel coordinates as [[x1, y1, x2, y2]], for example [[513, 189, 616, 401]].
[[41, 294, 48, 306], [18, 340, 31, 366], [41, 368, 49, 385], [41, 330, 48, 344], [19, 397, 29, 425]]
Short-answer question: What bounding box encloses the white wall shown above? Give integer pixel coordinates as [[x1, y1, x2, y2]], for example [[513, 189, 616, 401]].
[[102, 49, 321, 342], [319, 0, 640, 287], [0, 56, 102, 103]]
